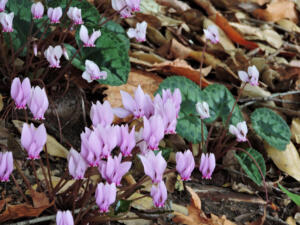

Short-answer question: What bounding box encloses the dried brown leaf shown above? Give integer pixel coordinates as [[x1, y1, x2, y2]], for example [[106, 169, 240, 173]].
[[291, 118, 300, 144]]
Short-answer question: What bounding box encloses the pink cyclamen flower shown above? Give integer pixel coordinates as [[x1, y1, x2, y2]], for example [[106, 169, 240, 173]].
[[143, 114, 165, 150], [176, 149, 195, 181], [33, 43, 38, 56], [139, 151, 167, 184], [56, 210, 74, 225], [111, 0, 132, 18], [79, 25, 101, 47], [80, 127, 102, 167], [196, 101, 210, 119], [151, 181, 167, 208], [238, 65, 259, 86], [21, 123, 47, 160], [94, 124, 118, 158], [31, 2, 44, 19], [90, 100, 114, 127], [82, 60, 107, 83], [118, 125, 136, 157], [10, 77, 31, 109], [0, 152, 13, 182], [204, 25, 219, 44], [199, 153, 216, 179], [0, 12, 14, 32], [47, 7, 62, 24], [126, 0, 141, 12], [44, 45, 63, 68], [68, 148, 88, 180], [0, 0, 8, 12], [114, 85, 154, 119], [28, 86, 49, 120], [127, 21, 147, 42], [95, 182, 117, 213], [162, 88, 182, 117], [98, 153, 131, 186], [67, 7, 83, 25], [229, 121, 248, 142]]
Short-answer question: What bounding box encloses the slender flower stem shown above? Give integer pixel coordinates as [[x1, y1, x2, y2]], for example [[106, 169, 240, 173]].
[[24, 20, 34, 75], [8, 33, 16, 77], [0, 32, 11, 77], [72, 180, 82, 215], [39, 158, 52, 198], [14, 161, 33, 191], [44, 144, 54, 194], [199, 40, 207, 89], [31, 160, 42, 191], [200, 118, 205, 152], [11, 174, 30, 204], [98, 5, 127, 27], [52, 170, 69, 194]]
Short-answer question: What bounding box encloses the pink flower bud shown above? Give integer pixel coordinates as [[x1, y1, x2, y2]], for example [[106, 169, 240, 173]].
[[47, 7, 62, 24], [82, 60, 107, 83], [31, 2, 44, 19], [199, 153, 216, 179], [33, 43, 38, 56], [44, 45, 63, 68], [118, 125, 136, 157], [139, 151, 166, 184], [238, 65, 259, 86], [162, 88, 181, 117], [21, 123, 47, 160], [28, 86, 49, 120], [0, 152, 13, 182], [229, 121, 248, 142], [90, 100, 114, 127], [68, 148, 88, 180], [204, 25, 219, 44], [79, 25, 101, 47], [67, 7, 83, 25], [56, 210, 74, 225], [0, 12, 14, 32], [127, 21, 147, 42], [143, 114, 164, 150], [95, 182, 116, 213], [10, 77, 31, 109], [112, 0, 133, 18], [0, 0, 8, 12], [151, 181, 167, 208], [176, 149, 195, 181], [98, 153, 131, 186], [196, 101, 210, 119]]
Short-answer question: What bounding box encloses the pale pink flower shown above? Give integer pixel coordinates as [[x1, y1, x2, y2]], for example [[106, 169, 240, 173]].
[[10, 77, 31, 109], [127, 21, 147, 42], [162, 88, 182, 117], [94, 124, 118, 158], [238, 65, 259, 86], [199, 153, 216, 179], [0, 12, 14, 32], [0, 152, 13, 182], [126, 0, 141, 12], [204, 25, 219, 44], [56, 210, 74, 225], [79, 25, 101, 47], [21, 123, 47, 160], [90, 101, 114, 127], [118, 125, 136, 157], [0, 0, 8, 12], [95, 182, 116, 213], [31, 2, 44, 19], [229, 121, 248, 142], [139, 151, 167, 184], [151, 181, 167, 208], [82, 60, 107, 83], [196, 101, 210, 119], [135, 128, 149, 155], [67, 7, 83, 25], [47, 7, 62, 24], [44, 45, 63, 68], [28, 86, 49, 120], [68, 148, 88, 180], [111, 0, 132, 18], [176, 150, 195, 181], [143, 114, 164, 150]]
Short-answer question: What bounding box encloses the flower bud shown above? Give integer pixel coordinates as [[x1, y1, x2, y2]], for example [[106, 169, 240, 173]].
[[10, 77, 31, 109], [0, 152, 13, 182]]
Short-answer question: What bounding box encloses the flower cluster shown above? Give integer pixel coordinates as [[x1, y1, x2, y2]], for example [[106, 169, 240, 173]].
[[112, 0, 141, 18]]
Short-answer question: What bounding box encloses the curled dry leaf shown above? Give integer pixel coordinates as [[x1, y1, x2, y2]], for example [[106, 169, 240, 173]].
[[291, 118, 300, 144], [156, 0, 191, 12], [265, 142, 300, 182]]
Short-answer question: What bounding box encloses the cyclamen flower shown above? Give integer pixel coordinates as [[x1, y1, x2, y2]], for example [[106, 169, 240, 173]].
[[151, 181, 167, 208], [196, 101, 210, 119], [127, 21, 147, 42], [118, 125, 136, 157], [114, 85, 154, 119], [111, 0, 132, 18], [67, 7, 83, 25], [143, 114, 164, 150], [56, 210, 74, 225], [0, 152, 13, 182], [62, 47, 69, 60], [139, 151, 167, 184], [44, 45, 63, 68], [126, 0, 141, 12], [162, 88, 182, 117], [0, 0, 8, 12], [204, 25, 219, 44], [28, 86, 49, 120], [229, 121, 248, 142], [31, 2, 44, 19], [68, 148, 88, 180], [82, 60, 107, 83], [10, 77, 31, 109], [98, 153, 131, 186], [47, 7, 62, 24], [199, 153, 216, 179], [21, 123, 47, 160], [176, 150, 195, 181], [90, 101, 114, 127], [238, 65, 259, 86], [94, 124, 118, 158], [135, 128, 149, 155], [95, 182, 116, 213], [0, 12, 14, 32], [33, 43, 38, 56], [79, 25, 101, 47]]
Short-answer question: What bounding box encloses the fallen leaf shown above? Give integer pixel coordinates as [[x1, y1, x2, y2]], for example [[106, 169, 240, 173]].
[[156, 0, 191, 12], [291, 118, 300, 144], [276, 19, 300, 33], [286, 216, 296, 225], [265, 142, 300, 182], [12, 120, 69, 158], [30, 190, 50, 208]]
